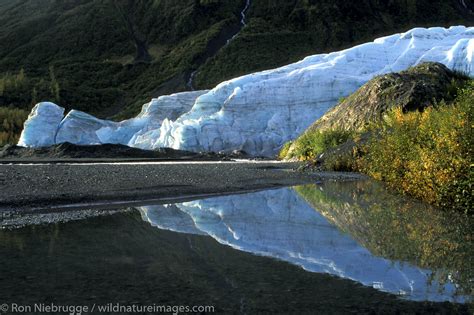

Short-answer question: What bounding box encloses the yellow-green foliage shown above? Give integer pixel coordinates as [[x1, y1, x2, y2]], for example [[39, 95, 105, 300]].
[[0, 107, 29, 146], [0, 68, 60, 111], [0, 69, 27, 97], [278, 141, 292, 160], [287, 129, 353, 160], [295, 181, 473, 296], [359, 82, 473, 213]]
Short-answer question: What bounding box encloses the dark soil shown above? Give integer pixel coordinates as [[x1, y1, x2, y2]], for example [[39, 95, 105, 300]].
[[0, 142, 251, 163], [0, 160, 364, 212]]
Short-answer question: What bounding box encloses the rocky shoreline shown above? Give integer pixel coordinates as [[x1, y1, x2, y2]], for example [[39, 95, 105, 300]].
[[0, 142, 253, 163], [0, 157, 365, 212]]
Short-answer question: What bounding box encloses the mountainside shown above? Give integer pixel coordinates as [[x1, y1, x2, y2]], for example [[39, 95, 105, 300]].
[[0, 0, 471, 123], [0, 0, 244, 117], [194, 0, 473, 89]]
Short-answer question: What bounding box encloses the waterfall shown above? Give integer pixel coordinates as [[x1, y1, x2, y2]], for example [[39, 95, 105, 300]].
[[240, 0, 251, 26], [188, 0, 251, 90], [187, 70, 198, 91]]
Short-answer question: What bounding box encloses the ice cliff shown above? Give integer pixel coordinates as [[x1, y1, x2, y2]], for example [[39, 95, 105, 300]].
[[18, 102, 65, 147], [19, 26, 474, 156], [138, 188, 463, 302], [18, 91, 207, 148]]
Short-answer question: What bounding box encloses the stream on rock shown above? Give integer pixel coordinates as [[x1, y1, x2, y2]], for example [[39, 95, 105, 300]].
[[187, 0, 251, 90]]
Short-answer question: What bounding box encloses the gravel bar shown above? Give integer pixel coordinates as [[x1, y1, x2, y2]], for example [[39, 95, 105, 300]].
[[0, 161, 364, 212]]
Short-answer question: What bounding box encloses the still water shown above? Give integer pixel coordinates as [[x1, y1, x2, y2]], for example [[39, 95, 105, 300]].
[[0, 180, 472, 313]]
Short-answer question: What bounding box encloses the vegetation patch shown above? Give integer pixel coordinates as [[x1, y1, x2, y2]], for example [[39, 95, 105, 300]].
[[0, 107, 29, 146], [285, 129, 353, 161], [283, 78, 473, 213], [359, 82, 473, 213]]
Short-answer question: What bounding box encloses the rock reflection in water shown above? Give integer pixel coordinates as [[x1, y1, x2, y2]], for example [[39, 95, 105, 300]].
[[296, 180, 473, 300], [139, 184, 471, 303]]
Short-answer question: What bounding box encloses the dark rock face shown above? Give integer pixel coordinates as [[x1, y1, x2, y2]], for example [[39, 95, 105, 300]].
[[0, 142, 229, 161], [309, 62, 465, 132], [0, 142, 266, 161]]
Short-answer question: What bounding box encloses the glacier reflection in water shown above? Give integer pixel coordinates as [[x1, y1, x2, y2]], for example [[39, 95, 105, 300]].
[[138, 185, 469, 303]]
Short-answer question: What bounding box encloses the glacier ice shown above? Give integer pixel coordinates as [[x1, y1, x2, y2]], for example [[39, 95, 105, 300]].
[[19, 91, 207, 148], [18, 102, 65, 147], [139, 187, 465, 302], [19, 26, 474, 156]]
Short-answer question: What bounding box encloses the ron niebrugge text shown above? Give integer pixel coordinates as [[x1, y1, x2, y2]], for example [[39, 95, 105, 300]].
[[2, 302, 215, 314]]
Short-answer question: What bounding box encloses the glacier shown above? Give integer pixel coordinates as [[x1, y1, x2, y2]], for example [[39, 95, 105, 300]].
[[18, 102, 64, 147], [19, 91, 207, 148], [138, 187, 465, 302], [19, 26, 474, 156]]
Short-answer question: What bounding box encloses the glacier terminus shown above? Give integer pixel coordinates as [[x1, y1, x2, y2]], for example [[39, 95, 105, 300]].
[[19, 26, 474, 156]]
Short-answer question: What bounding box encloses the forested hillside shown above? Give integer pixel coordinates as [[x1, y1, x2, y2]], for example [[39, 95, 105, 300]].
[[196, 0, 473, 89], [0, 0, 244, 117], [0, 0, 471, 133]]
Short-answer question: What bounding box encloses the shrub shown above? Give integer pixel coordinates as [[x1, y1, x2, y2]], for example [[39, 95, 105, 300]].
[[322, 146, 360, 171], [288, 129, 353, 160], [283, 80, 472, 213], [358, 81, 473, 213], [0, 107, 29, 146], [278, 141, 292, 160]]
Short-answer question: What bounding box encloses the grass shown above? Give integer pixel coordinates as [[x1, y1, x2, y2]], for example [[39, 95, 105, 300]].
[[284, 129, 353, 160], [278, 141, 293, 160]]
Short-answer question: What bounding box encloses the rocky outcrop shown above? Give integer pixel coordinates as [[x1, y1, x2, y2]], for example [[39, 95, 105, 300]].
[[284, 62, 470, 163], [306, 62, 467, 132]]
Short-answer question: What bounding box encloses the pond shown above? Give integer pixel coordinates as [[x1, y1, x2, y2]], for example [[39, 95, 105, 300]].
[[0, 180, 471, 313]]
